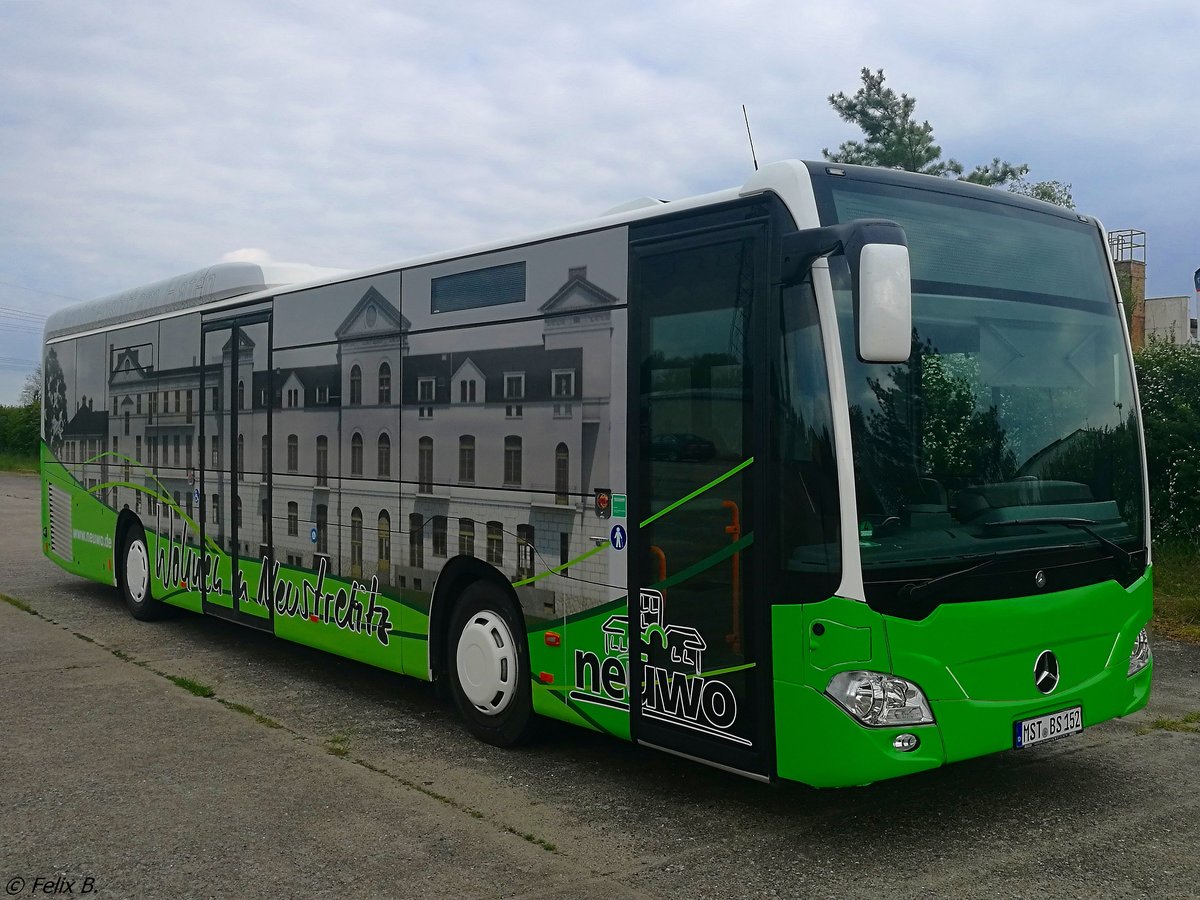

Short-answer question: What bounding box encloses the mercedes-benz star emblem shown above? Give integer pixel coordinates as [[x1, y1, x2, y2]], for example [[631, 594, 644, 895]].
[[1034, 650, 1060, 694], [1035, 570, 1047, 589]]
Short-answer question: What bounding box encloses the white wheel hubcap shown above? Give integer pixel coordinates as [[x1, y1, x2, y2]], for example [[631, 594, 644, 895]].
[[126, 539, 149, 604], [456, 610, 517, 716]]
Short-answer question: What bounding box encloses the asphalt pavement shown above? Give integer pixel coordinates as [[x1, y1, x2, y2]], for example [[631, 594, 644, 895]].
[[1, 471, 1198, 899]]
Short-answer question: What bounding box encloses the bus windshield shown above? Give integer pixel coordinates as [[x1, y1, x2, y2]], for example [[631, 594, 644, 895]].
[[812, 174, 1145, 590]]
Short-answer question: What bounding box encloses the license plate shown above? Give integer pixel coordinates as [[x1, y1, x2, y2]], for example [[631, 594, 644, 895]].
[[1014, 706, 1083, 749]]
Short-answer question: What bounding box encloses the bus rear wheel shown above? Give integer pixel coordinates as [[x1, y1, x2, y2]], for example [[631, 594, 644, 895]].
[[446, 581, 535, 747], [120, 522, 166, 621]]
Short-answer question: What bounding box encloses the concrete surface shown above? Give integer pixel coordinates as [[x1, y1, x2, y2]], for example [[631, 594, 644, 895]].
[[1, 471, 1198, 899]]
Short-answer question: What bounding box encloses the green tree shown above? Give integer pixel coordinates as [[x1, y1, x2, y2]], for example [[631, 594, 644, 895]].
[[824, 68, 1074, 208], [851, 333, 1016, 517], [0, 365, 42, 461], [1008, 177, 1074, 207], [919, 354, 1016, 482], [1133, 338, 1200, 541], [20, 365, 41, 406]]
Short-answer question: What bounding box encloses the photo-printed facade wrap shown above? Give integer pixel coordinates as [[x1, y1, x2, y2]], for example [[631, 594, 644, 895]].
[[42, 227, 630, 696]]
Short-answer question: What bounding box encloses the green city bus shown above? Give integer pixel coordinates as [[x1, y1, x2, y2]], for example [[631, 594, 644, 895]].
[[39, 160, 1152, 786]]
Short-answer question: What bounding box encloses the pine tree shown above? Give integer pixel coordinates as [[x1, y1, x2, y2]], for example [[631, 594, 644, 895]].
[[824, 68, 1073, 208]]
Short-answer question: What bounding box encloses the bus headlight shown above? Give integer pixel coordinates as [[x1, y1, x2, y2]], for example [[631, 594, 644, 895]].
[[1127, 628, 1151, 676], [826, 671, 935, 727]]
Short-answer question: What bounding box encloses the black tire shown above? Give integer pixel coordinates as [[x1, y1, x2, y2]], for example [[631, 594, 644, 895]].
[[446, 580, 536, 747], [119, 522, 167, 621]]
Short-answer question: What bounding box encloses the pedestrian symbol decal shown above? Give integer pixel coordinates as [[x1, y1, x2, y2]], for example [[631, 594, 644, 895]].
[[610, 524, 626, 551]]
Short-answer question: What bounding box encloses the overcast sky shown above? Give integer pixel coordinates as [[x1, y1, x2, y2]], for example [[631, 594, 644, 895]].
[[1, 0, 1196, 403]]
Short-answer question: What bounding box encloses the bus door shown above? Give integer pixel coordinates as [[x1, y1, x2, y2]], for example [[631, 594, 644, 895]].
[[200, 310, 274, 631], [627, 211, 773, 780]]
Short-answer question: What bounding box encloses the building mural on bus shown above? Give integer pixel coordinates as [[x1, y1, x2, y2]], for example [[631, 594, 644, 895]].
[[46, 227, 630, 637]]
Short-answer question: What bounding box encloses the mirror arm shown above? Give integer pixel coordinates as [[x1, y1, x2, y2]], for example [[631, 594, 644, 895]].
[[780, 219, 907, 286], [779, 224, 855, 286]]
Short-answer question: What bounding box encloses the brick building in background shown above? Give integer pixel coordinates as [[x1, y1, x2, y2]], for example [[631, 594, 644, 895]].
[[1109, 228, 1197, 346]]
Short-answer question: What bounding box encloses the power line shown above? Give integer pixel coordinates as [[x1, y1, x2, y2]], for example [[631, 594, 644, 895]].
[[0, 305, 48, 338], [0, 280, 80, 303], [0, 305, 49, 321], [0, 356, 38, 378]]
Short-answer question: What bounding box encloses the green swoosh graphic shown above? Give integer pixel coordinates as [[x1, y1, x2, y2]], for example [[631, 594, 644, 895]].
[[514, 456, 754, 588]]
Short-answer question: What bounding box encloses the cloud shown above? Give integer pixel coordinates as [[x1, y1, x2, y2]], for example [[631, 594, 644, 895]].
[[0, 0, 1197, 404]]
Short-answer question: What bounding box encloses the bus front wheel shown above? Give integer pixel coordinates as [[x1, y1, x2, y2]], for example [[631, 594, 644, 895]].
[[446, 581, 535, 746], [120, 522, 166, 621]]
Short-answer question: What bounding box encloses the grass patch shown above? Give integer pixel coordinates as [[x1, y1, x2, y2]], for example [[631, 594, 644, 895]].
[[325, 732, 352, 757], [218, 699, 283, 729], [0, 452, 37, 473], [517, 831, 556, 852], [0, 591, 36, 614], [502, 825, 557, 853], [1135, 711, 1200, 735], [169, 675, 215, 698], [1151, 543, 1200, 644]]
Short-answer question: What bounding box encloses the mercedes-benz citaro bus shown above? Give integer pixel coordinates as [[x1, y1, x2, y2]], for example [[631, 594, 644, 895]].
[[39, 161, 1152, 786]]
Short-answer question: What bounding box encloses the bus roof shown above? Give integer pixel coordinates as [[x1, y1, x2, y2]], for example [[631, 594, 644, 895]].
[[42, 160, 1096, 344], [43, 261, 346, 341], [43, 160, 834, 341]]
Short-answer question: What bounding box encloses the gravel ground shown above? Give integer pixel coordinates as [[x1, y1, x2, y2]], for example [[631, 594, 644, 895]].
[[2, 470, 1198, 899]]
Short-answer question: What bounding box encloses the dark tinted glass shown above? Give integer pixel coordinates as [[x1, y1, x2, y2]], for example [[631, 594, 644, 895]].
[[431, 261, 526, 314]]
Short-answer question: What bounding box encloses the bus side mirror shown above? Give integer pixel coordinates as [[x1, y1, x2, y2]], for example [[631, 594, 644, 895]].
[[780, 219, 912, 363], [855, 240, 912, 363]]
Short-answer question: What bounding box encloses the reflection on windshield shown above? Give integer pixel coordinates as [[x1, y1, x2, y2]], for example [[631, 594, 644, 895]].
[[839, 290, 1143, 570], [811, 172, 1147, 585]]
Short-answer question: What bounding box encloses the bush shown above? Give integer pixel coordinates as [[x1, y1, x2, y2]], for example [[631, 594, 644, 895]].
[[0, 402, 39, 460], [1134, 339, 1200, 541]]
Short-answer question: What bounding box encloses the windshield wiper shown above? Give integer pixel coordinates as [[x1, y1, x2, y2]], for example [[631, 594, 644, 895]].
[[899, 554, 999, 604], [982, 517, 1135, 576]]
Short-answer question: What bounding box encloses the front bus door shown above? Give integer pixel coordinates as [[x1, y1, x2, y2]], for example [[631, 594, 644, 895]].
[[628, 208, 773, 780], [200, 310, 274, 631]]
